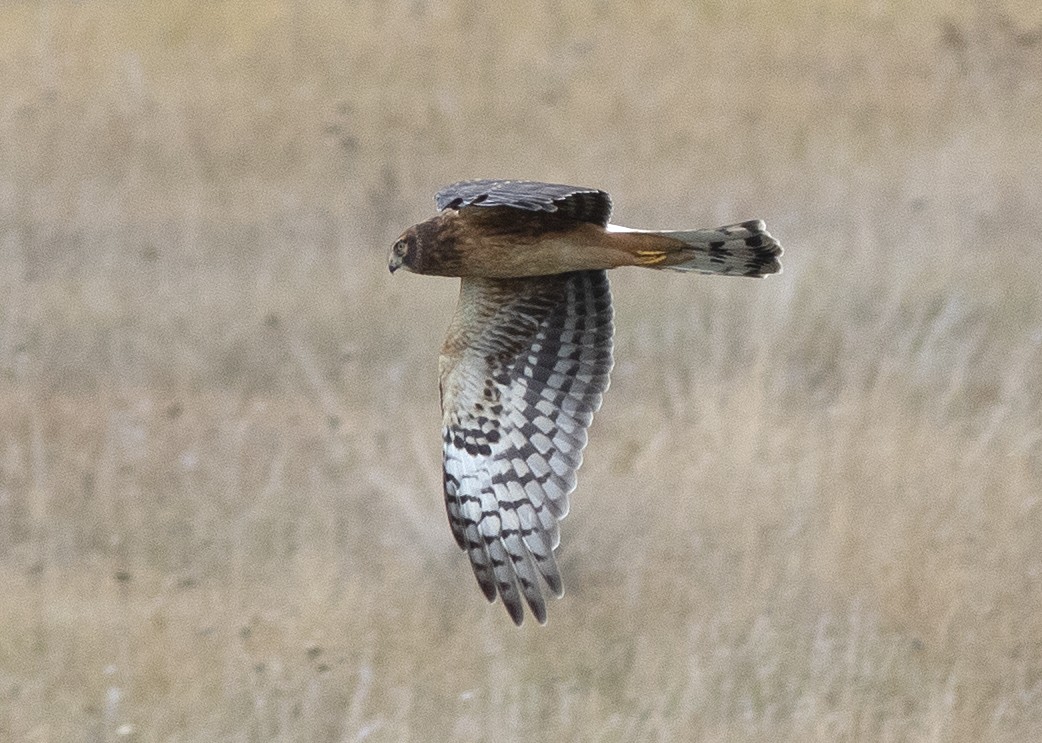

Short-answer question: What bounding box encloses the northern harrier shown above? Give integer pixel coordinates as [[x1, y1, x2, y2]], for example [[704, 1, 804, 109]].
[[389, 179, 782, 625]]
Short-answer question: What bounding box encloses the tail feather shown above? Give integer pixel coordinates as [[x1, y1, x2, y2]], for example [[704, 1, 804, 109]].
[[610, 220, 782, 277]]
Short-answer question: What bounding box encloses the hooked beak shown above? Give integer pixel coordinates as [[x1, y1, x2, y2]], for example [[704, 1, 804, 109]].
[[388, 252, 403, 274]]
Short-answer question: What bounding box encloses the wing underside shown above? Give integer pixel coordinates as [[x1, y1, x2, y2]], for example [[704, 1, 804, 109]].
[[439, 270, 614, 624]]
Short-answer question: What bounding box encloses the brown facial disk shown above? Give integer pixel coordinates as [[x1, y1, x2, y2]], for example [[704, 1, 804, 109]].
[[388, 226, 416, 273], [389, 216, 464, 276]]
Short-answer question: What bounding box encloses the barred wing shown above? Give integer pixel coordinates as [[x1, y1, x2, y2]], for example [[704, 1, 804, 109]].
[[435, 179, 613, 227], [439, 270, 614, 624]]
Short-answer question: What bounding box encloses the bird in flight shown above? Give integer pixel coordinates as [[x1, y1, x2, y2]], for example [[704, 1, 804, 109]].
[[389, 179, 782, 625]]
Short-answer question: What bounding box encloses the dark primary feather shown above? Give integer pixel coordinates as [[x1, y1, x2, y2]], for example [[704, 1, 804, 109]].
[[436, 179, 614, 227]]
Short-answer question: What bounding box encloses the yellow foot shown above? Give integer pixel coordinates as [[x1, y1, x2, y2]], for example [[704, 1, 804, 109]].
[[635, 250, 668, 265]]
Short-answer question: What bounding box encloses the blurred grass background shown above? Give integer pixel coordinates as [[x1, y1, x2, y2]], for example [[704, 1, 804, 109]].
[[1, 0, 1042, 740]]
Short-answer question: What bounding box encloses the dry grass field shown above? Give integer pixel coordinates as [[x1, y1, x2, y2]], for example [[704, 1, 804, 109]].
[[2, 0, 1042, 740]]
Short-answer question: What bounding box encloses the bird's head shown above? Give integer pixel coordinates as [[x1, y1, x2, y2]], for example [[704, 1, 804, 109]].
[[389, 217, 459, 276], [388, 228, 418, 274]]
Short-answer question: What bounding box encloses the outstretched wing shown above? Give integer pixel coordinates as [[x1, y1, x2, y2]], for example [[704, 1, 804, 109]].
[[439, 270, 614, 625], [436, 179, 613, 227]]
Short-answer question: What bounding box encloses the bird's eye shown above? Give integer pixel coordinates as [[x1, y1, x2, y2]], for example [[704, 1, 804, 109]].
[[394, 239, 408, 256]]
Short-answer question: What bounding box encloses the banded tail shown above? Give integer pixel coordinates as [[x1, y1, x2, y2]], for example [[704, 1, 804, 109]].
[[607, 220, 782, 277]]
